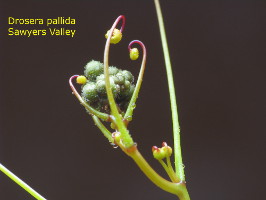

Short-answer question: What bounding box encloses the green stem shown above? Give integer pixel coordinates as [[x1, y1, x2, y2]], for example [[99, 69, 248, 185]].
[[0, 163, 46, 200], [104, 17, 123, 120], [127, 147, 190, 200], [166, 156, 180, 183], [104, 16, 134, 148], [69, 75, 110, 121], [154, 0, 185, 182], [92, 115, 114, 143], [158, 159, 175, 182], [124, 40, 147, 121]]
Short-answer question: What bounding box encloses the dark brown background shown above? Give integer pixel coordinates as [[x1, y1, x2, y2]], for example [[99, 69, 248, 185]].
[[0, 0, 265, 199]]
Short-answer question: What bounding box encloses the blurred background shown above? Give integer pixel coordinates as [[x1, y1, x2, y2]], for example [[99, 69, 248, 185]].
[[0, 0, 265, 199]]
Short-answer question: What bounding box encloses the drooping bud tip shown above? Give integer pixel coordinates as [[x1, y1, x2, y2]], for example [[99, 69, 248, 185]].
[[129, 48, 139, 60], [105, 28, 122, 44], [76, 75, 87, 84]]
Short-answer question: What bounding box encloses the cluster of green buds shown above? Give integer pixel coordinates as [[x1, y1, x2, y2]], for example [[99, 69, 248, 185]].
[[77, 60, 135, 114], [69, 15, 189, 199], [69, 15, 146, 148]]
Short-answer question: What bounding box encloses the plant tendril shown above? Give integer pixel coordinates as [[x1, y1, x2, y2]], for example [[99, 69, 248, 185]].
[[69, 75, 110, 121], [124, 40, 147, 121]]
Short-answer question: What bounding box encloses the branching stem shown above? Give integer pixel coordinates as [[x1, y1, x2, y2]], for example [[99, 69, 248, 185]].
[[166, 156, 180, 183], [125, 146, 190, 200], [158, 159, 175, 182]]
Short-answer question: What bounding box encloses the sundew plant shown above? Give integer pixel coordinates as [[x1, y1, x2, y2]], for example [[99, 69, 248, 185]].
[[69, 1, 190, 199], [0, 0, 190, 199]]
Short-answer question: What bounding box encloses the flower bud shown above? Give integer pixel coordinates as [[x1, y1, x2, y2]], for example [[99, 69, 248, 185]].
[[162, 146, 172, 157], [109, 66, 119, 75], [76, 75, 87, 84], [129, 48, 139, 60], [161, 142, 173, 157], [96, 80, 106, 95], [95, 78, 118, 98], [124, 80, 130, 89], [120, 84, 135, 100], [121, 70, 134, 83], [82, 82, 98, 102], [114, 72, 125, 85], [152, 146, 159, 152], [96, 74, 105, 82], [105, 28, 122, 44], [126, 84, 135, 99], [84, 60, 104, 80], [152, 146, 166, 160]]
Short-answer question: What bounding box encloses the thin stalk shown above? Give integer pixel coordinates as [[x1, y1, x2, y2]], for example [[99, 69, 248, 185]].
[[69, 75, 110, 121], [104, 16, 134, 148], [124, 40, 147, 121], [92, 115, 114, 143], [158, 159, 175, 182], [154, 0, 185, 182], [0, 163, 46, 200], [166, 156, 180, 183], [104, 16, 124, 119]]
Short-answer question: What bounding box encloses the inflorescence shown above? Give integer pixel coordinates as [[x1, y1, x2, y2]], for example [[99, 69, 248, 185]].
[[80, 60, 135, 114], [69, 15, 174, 171]]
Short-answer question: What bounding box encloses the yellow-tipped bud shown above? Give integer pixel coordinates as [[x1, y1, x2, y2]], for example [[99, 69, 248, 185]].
[[105, 28, 122, 44], [129, 48, 139, 60], [76, 75, 87, 84]]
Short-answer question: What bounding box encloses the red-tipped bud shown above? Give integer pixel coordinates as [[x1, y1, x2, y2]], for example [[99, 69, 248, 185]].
[[152, 146, 159, 152], [152, 146, 166, 160], [162, 142, 168, 147], [161, 143, 173, 157]]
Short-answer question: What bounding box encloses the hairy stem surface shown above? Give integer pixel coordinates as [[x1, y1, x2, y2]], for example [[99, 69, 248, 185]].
[[154, 0, 184, 182], [104, 16, 134, 148]]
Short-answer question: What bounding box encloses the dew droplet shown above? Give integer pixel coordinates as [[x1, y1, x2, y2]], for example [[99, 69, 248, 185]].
[[111, 143, 118, 149], [126, 116, 132, 121]]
